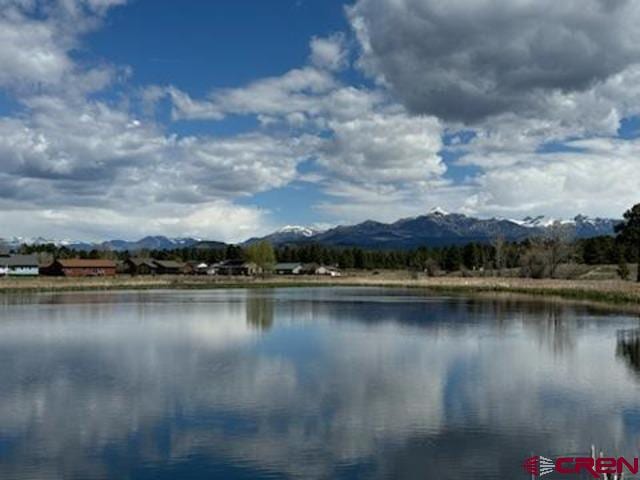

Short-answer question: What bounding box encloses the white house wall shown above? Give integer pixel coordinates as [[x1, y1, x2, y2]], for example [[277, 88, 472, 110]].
[[8, 267, 39, 276]]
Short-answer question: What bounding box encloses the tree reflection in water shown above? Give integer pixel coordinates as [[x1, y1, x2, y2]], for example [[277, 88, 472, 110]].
[[617, 329, 640, 376], [246, 291, 275, 331]]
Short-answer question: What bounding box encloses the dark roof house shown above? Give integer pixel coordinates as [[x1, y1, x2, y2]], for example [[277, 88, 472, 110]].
[[153, 260, 187, 275], [274, 263, 304, 275], [216, 260, 260, 276], [126, 258, 158, 275]]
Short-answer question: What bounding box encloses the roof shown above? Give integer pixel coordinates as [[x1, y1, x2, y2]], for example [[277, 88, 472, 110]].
[[1, 255, 39, 267], [275, 263, 303, 270], [128, 258, 157, 268], [153, 260, 185, 269], [220, 259, 248, 267], [57, 259, 117, 268], [187, 261, 208, 267]]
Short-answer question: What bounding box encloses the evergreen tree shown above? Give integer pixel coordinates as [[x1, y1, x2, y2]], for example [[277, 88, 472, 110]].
[[443, 246, 463, 272], [616, 204, 640, 282]]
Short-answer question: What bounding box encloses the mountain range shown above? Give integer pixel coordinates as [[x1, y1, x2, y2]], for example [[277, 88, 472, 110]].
[[1, 211, 620, 252], [0, 235, 225, 252], [246, 210, 620, 249]]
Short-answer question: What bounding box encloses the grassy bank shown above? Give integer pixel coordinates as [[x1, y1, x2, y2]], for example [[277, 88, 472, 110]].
[[1, 273, 640, 307]]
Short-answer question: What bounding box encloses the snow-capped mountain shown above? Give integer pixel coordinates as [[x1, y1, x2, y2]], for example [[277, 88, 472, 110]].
[[2, 212, 620, 252], [1, 236, 71, 247], [98, 236, 205, 251], [278, 225, 318, 238], [243, 225, 323, 246], [511, 215, 619, 235], [512, 215, 558, 228], [1, 236, 220, 252], [249, 212, 620, 249]]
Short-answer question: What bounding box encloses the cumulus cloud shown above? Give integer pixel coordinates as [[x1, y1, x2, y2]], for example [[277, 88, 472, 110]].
[[0, 0, 315, 240], [309, 33, 348, 71], [464, 137, 640, 218], [0, 95, 313, 240], [0, 0, 127, 93], [348, 0, 640, 124], [166, 67, 337, 121], [0, 201, 274, 242], [318, 112, 444, 184], [157, 34, 446, 199]]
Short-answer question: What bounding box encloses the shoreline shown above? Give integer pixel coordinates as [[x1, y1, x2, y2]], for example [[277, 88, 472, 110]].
[[1, 274, 640, 309]]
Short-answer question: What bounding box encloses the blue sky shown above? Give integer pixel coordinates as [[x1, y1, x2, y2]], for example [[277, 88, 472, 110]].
[[0, 0, 639, 241]]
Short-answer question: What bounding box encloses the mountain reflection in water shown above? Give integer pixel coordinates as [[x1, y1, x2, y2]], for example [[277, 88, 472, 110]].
[[0, 287, 639, 480]]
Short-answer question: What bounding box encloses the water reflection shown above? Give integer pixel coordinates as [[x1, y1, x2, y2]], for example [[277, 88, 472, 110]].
[[617, 329, 640, 378], [246, 292, 275, 331], [0, 288, 639, 479]]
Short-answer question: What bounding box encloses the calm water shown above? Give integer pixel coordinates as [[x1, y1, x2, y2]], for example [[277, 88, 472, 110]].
[[1, 288, 640, 479]]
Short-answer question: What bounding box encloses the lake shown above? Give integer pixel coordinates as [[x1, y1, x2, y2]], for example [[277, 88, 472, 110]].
[[1, 287, 640, 479]]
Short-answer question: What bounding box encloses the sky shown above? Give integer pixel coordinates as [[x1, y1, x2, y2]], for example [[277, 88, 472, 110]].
[[1, 0, 640, 242]]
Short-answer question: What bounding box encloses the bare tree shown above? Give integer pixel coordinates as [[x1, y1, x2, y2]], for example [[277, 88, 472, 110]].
[[520, 223, 575, 279], [492, 234, 505, 276], [546, 221, 575, 278]]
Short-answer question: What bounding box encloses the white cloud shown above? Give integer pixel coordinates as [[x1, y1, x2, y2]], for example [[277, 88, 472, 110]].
[[309, 33, 348, 71], [0, 95, 312, 240], [468, 138, 640, 218], [319, 112, 444, 184], [167, 67, 337, 121], [0, 201, 274, 243]]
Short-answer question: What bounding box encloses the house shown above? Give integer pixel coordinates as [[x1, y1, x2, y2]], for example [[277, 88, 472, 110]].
[[0, 255, 39, 276], [125, 258, 158, 276], [299, 263, 342, 276], [42, 259, 117, 277], [216, 259, 260, 276], [322, 266, 342, 277], [185, 261, 209, 275], [206, 263, 222, 276], [311, 264, 342, 277], [274, 262, 304, 275], [153, 260, 187, 275]]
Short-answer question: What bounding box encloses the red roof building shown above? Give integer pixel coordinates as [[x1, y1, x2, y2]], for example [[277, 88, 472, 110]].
[[42, 259, 117, 277]]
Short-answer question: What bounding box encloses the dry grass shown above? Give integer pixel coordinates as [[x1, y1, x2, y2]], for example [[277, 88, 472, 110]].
[[1, 271, 640, 307]]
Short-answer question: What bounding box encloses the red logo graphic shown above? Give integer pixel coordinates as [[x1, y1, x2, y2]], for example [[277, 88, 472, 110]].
[[522, 456, 555, 477], [522, 455, 640, 478]]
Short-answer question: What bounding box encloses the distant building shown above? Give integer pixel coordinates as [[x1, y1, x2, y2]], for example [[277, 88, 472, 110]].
[[206, 263, 222, 276], [306, 264, 341, 277], [153, 260, 187, 275], [274, 263, 304, 275], [323, 266, 342, 277], [42, 259, 117, 277], [185, 261, 209, 275], [216, 260, 260, 276], [125, 258, 158, 276], [0, 255, 39, 276]]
